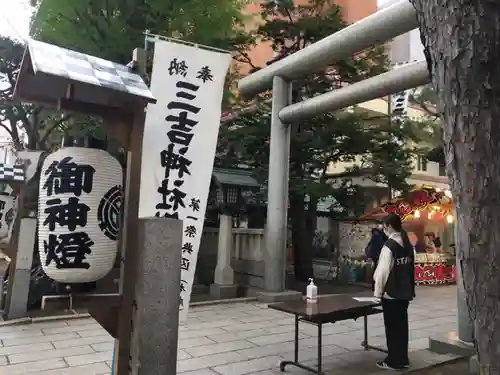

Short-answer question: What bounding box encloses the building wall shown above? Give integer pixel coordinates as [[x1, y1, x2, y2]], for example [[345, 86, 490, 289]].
[[236, 0, 446, 189], [238, 0, 377, 75], [378, 0, 425, 64], [325, 97, 447, 188], [325, 2, 444, 189]]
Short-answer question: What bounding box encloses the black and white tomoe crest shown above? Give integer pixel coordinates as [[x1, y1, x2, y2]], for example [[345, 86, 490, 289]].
[[97, 185, 123, 241]]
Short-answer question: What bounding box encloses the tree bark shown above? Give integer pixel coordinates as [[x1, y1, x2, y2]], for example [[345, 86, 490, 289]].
[[409, 1, 500, 372]]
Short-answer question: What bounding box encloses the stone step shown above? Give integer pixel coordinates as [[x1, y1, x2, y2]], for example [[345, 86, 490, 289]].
[[428, 331, 476, 357]]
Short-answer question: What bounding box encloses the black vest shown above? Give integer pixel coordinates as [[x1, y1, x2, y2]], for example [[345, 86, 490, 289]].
[[384, 237, 415, 300]]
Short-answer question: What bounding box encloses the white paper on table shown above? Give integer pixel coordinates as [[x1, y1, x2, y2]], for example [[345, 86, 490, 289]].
[[353, 297, 381, 303]]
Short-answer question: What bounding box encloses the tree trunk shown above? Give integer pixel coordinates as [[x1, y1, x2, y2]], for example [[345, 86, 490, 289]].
[[409, 1, 500, 372], [290, 193, 314, 282]]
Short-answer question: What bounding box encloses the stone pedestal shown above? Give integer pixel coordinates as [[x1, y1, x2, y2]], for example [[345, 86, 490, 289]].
[[210, 284, 239, 299], [210, 214, 237, 299], [131, 218, 182, 375]]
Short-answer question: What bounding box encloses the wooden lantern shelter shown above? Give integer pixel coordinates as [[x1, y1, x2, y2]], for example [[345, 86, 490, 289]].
[[14, 39, 156, 374]]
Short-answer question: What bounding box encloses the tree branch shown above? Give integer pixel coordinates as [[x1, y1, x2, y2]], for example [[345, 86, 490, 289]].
[[40, 114, 71, 144], [232, 51, 259, 70], [410, 89, 439, 118]]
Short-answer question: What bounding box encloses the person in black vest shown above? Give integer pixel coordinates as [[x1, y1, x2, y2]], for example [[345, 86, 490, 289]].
[[373, 213, 415, 370]]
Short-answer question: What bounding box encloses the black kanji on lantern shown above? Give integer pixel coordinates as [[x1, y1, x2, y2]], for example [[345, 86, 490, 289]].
[[189, 198, 200, 212], [184, 225, 196, 238], [43, 197, 90, 231], [181, 257, 190, 271], [182, 242, 193, 254], [43, 157, 95, 197], [168, 58, 188, 77], [160, 144, 192, 179], [196, 66, 213, 83], [97, 185, 122, 241], [44, 232, 94, 269], [180, 279, 187, 292]]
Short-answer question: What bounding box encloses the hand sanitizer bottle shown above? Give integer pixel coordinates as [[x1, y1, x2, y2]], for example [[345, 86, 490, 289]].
[[306, 278, 318, 303]]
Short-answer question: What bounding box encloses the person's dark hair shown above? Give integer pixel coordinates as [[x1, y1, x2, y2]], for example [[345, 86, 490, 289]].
[[383, 213, 413, 250], [382, 213, 403, 231]]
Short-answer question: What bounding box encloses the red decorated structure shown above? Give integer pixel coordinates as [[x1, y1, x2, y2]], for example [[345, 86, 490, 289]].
[[363, 186, 456, 286]]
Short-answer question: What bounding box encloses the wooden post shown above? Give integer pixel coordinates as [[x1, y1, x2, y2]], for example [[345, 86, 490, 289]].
[[113, 48, 147, 375]]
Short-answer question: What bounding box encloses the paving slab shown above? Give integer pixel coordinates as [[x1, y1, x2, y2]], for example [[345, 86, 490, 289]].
[[0, 285, 457, 374]]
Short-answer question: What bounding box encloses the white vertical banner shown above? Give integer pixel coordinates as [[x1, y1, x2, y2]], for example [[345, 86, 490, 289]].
[[390, 62, 411, 119], [139, 40, 231, 321]]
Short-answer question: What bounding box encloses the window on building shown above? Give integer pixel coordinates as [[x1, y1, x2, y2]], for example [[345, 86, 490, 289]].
[[417, 155, 428, 172], [439, 161, 446, 176]]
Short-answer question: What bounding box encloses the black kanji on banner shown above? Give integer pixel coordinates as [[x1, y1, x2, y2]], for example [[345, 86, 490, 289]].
[[196, 66, 213, 83], [168, 58, 188, 77], [158, 60, 216, 305], [157, 80, 200, 219], [160, 144, 192, 179]]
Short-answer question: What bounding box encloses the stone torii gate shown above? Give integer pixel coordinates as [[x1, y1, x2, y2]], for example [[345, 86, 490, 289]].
[[238, 0, 473, 347]]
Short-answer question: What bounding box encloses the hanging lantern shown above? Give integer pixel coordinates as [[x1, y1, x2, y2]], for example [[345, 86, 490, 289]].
[[446, 215, 454, 224], [38, 147, 123, 283], [414, 210, 420, 218]]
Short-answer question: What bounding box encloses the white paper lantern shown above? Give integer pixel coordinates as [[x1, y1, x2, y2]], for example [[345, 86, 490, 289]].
[[38, 147, 123, 283]]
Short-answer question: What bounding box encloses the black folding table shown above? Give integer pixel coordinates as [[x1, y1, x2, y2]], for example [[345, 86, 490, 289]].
[[269, 293, 387, 374]]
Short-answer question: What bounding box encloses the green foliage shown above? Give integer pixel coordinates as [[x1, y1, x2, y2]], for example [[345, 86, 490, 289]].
[[408, 84, 444, 162], [32, 0, 250, 64], [220, 0, 411, 212], [0, 36, 70, 150], [217, 0, 417, 280], [31, 0, 249, 139]]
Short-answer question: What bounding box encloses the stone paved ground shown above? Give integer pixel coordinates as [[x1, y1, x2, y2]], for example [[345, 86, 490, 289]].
[[0, 285, 457, 375], [414, 360, 469, 375]]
